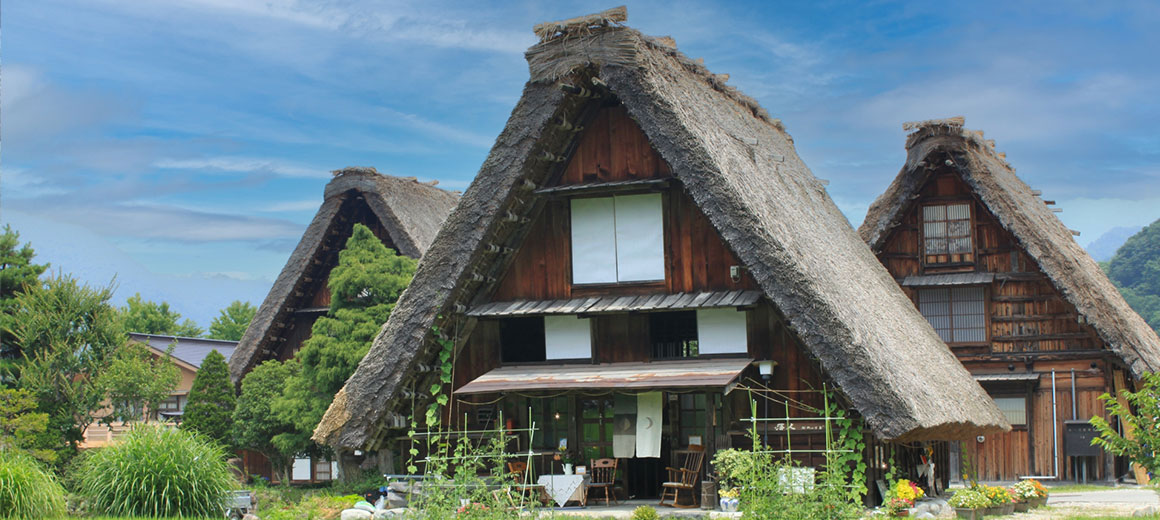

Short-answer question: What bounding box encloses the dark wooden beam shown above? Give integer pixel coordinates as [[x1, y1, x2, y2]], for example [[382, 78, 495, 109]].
[[992, 332, 1091, 342]]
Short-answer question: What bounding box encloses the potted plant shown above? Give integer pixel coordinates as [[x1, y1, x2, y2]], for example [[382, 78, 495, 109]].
[[553, 449, 578, 474], [719, 487, 740, 512], [1028, 479, 1049, 508], [948, 488, 988, 520], [882, 479, 923, 517], [982, 485, 1014, 515], [1011, 480, 1038, 512]]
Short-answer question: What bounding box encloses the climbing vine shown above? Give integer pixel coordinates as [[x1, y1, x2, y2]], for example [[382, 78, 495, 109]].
[[824, 388, 868, 503]]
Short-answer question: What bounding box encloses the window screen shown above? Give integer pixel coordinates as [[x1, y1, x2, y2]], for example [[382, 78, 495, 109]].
[[923, 203, 973, 264], [991, 396, 1027, 426], [570, 194, 664, 284], [918, 287, 986, 343]]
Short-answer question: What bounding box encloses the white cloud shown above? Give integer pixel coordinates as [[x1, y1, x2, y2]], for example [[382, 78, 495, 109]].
[[154, 156, 330, 178]]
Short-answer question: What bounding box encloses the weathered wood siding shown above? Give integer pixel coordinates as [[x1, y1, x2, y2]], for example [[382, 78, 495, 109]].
[[492, 107, 757, 301], [874, 168, 1115, 480]]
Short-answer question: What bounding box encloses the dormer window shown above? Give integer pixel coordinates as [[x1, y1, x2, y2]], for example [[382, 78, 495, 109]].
[[570, 193, 664, 284], [922, 202, 974, 265]]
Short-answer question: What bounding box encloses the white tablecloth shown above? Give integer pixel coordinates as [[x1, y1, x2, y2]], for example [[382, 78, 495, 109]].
[[537, 474, 589, 507]]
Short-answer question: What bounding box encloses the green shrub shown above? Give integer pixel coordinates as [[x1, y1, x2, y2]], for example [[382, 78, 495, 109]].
[[0, 447, 67, 519], [262, 493, 363, 520], [75, 425, 235, 517], [631, 505, 659, 520]]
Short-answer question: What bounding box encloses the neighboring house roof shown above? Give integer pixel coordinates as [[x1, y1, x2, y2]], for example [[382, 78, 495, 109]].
[[858, 117, 1160, 377], [228, 167, 460, 382], [128, 332, 236, 369], [312, 15, 1008, 451]]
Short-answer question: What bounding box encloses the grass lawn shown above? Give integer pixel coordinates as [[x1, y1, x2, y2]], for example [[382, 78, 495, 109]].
[[1047, 484, 1124, 493]]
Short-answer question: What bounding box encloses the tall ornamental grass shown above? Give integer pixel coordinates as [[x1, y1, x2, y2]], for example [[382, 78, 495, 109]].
[[75, 425, 235, 517], [0, 448, 68, 519]]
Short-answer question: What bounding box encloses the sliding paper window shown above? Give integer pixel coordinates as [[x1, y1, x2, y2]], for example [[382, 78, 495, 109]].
[[923, 203, 973, 263], [917, 287, 986, 343], [570, 194, 664, 284]]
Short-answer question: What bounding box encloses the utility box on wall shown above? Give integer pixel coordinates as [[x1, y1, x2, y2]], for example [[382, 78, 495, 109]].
[[1063, 420, 1102, 457]]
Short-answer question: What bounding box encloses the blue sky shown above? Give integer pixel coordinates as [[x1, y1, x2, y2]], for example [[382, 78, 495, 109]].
[[3, 1, 1159, 328]]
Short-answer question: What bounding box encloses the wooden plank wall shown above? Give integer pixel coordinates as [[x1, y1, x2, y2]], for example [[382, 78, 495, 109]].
[[875, 167, 1115, 480], [492, 106, 757, 301]]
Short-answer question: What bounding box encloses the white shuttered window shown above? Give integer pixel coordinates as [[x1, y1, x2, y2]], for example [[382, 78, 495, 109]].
[[917, 287, 986, 343], [571, 194, 664, 284]]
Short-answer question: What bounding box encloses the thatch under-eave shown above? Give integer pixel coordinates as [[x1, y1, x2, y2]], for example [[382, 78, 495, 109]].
[[228, 168, 459, 383], [859, 120, 1160, 378], [313, 26, 1008, 451]]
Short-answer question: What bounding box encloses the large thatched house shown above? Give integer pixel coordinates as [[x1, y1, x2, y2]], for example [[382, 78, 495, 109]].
[[313, 10, 1007, 502], [228, 166, 458, 483], [859, 117, 1160, 482]]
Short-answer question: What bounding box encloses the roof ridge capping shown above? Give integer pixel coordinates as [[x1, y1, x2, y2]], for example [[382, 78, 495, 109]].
[[525, 7, 783, 131], [903, 116, 1012, 167]]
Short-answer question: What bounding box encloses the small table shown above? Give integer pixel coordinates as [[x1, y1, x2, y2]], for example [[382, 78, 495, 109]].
[[537, 474, 589, 507]]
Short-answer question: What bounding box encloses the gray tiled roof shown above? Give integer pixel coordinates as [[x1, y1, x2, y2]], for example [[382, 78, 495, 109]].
[[128, 333, 237, 368]]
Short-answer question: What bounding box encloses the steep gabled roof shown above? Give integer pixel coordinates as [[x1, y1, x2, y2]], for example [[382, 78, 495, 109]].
[[314, 21, 1007, 451], [228, 167, 460, 382], [859, 117, 1160, 377]]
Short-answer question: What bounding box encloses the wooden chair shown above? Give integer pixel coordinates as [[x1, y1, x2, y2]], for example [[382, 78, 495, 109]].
[[506, 461, 547, 504], [658, 446, 704, 508], [586, 458, 619, 506]]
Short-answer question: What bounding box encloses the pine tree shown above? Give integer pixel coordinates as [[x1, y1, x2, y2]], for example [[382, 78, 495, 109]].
[[0, 225, 50, 383], [273, 224, 416, 445], [181, 349, 235, 447]]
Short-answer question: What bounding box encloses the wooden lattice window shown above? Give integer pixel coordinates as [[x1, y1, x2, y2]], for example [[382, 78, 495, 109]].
[[917, 287, 987, 343], [922, 203, 974, 265]]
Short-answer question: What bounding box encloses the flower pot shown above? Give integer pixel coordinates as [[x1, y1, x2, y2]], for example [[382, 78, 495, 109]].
[[1001, 503, 1015, 515], [983, 506, 1002, 516], [954, 508, 981, 520], [1033, 496, 1047, 508], [719, 497, 739, 512], [1014, 501, 1029, 512], [894, 510, 910, 517]]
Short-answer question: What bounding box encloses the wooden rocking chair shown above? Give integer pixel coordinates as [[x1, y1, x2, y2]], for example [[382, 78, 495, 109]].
[[658, 446, 704, 508]]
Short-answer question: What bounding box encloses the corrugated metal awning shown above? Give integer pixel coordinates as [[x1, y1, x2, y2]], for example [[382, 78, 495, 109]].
[[454, 358, 754, 394], [901, 272, 995, 287], [973, 373, 1040, 382], [466, 290, 762, 317]]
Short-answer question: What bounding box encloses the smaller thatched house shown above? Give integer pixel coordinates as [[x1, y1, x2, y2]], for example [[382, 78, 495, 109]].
[[313, 9, 1006, 503], [227, 166, 458, 483], [228, 167, 459, 382], [860, 117, 1160, 482]]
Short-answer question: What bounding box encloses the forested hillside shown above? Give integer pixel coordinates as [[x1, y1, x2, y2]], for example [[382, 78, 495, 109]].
[[1106, 218, 1160, 335]]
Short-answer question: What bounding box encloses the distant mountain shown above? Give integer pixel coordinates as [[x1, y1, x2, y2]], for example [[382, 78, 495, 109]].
[[1107, 219, 1160, 335], [1086, 225, 1143, 261]]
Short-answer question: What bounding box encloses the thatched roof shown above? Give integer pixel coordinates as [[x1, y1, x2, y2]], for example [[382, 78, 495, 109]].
[[860, 118, 1160, 377], [228, 167, 459, 382], [313, 20, 1008, 451]]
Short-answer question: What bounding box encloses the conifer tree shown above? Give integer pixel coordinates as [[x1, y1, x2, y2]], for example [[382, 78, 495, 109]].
[[181, 349, 235, 447], [0, 226, 49, 383], [273, 224, 416, 446]]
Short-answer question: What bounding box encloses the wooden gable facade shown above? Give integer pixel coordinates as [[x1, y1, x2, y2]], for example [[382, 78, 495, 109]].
[[446, 104, 880, 501], [862, 122, 1160, 482]]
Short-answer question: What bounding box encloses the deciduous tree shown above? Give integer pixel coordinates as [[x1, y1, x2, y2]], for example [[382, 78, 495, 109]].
[[119, 293, 204, 337], [207, 300, 256, 341], [9, 274, 123, 458], [1090, 372, 1160, 475], [233, 360, 300, 483], [96, 340, 180, 426]]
